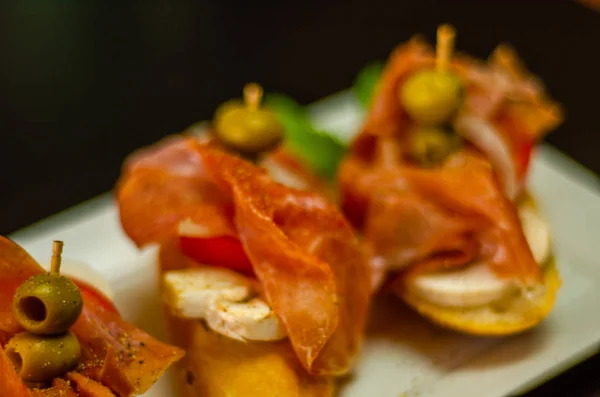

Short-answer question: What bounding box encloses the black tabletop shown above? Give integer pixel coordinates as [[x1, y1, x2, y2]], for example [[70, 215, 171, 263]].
[[1, 1, 599, 395]]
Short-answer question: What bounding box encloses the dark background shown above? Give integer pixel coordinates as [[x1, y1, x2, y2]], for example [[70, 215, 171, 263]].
[[0, 1, 599, 395]]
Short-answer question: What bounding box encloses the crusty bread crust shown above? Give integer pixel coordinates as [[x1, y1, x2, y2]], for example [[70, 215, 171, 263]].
[[399, 258, 560, 335], [165, 312, 335, 397]]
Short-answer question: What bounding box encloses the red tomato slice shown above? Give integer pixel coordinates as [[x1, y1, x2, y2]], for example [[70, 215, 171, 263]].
[[73, 279, 119, 314], [179, 236, 254, 275], [341, 186, 369, 230], [495, 111, 535, 186], [517, 140, 534, 182]]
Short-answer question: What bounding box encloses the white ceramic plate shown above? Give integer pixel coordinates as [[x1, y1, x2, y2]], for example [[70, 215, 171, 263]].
[[10, 92, 600, 397]]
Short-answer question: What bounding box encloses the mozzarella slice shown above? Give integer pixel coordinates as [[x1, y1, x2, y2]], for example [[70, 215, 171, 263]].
[[42, 258, 114, 301], [162, 267, 252, 318], [206, 298, 287, 342], [409, 262, 515, 308], [408, 203, 551, 309], [162, 267, 287, 341]]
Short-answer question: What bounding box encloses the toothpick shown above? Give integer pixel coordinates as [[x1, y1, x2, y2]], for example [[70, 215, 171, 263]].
[[50, 240, 64, 274], [436, 24, 456, 72], [243, 83, 263, 111]]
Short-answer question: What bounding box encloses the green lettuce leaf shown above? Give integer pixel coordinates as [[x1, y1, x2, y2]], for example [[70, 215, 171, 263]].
[[265, 93, 346, 180], [353, 61, 384, 109]]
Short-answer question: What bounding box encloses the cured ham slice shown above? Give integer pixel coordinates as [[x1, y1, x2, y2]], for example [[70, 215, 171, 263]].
[[117, 137, 235, 247], [200, 144, 370, 374], [341, 149, 541, 283], [116, 136, 371, 376], [0, 236, 184, 397]]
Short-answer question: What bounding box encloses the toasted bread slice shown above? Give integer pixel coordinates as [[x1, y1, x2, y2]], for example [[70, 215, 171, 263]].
[[166, 313, 335, 397], [399, 257, 559, 336]]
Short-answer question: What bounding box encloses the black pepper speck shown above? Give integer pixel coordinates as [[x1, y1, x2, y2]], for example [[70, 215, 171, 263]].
[[186, 371, 195, 385]]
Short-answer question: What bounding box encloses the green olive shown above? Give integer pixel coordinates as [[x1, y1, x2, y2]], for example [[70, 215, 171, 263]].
[[5, 331, 81, 383], [409, 127, 461, 167], [400, 69, 463, 126], [214, 83, 283, 155], [215, 105, 282, 154], [214, 99, 243, 123], [13, 273, 83, 335]]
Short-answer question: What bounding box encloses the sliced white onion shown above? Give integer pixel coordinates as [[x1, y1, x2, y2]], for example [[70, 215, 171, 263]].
[[178, 218, 213, 237], [259, 157, 311, 190], [454, 115, 519, 200]]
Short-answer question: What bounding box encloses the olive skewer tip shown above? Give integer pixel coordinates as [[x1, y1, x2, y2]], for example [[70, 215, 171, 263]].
[[436, 24, 456, 73], [243, 82, 263, 111], [50, 240, 64, 274]]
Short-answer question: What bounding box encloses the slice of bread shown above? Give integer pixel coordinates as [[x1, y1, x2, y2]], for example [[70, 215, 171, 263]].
[[399, 257, 560, 335], [166, 313, 335, 397]]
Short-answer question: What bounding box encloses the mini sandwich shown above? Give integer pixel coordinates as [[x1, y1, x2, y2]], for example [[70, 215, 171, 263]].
[[116, 134, 371, 396], [339, 25, 562, 335], [0, 237, 183, 396]]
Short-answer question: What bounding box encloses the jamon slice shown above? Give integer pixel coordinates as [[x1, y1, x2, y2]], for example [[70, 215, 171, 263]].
[[200, 145, 370, 374], [341, 149, 542, 284]]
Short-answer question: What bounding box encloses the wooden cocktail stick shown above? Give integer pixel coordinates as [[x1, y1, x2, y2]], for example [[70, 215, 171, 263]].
[[50, 240, 64, 274], [436, 24, 456, 72], [244, 83, 263, 111]]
